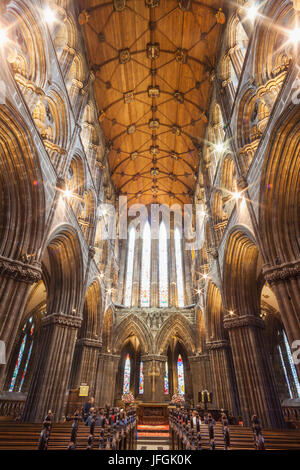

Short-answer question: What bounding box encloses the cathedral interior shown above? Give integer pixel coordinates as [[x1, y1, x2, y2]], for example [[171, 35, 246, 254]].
[[0, 0, 300, 452]]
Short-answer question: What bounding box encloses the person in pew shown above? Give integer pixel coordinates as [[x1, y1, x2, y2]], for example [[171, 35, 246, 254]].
[[85, 408, 109, 427], [207, 413, 216, 450], [82, 396, 95, 423], [238, 416, 244, 426], [251, 415, 265, 450]]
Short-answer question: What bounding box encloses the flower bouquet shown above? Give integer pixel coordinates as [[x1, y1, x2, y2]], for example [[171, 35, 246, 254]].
[[122, 392, 135, 405], [171, 393, 185, 406]]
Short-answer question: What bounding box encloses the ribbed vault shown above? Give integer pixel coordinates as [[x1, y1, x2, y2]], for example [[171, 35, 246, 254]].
[[79, 0, 225, 205]]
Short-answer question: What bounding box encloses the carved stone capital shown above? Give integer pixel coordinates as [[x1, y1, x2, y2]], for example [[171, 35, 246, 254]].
[[209, 247, 219, 259], [188, 354, 209, 363], [141, 354, 168, 363], [56, 176, 66, 189], [76, 337, 102, 349], [263, 261, 300, 284], [98, 352, 120, 362], [0, 256, 42, 284], [292, 0, 300, 12], [224, 314, 265, 330], [206, 339, 230, 350], [237, 175, 248, 191], [42, 313, 82, 329]]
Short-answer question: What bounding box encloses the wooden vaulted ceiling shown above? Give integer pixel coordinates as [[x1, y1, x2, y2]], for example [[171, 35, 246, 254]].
[[79, 0, 225, 206]]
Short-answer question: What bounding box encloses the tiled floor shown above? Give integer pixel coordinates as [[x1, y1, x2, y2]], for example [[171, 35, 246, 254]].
[[137, 445, 169, 450]]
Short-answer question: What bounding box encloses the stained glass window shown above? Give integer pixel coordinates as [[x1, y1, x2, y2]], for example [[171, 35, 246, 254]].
[[9, 317, 35, 393], [278, 345, 293, 399], [177, 354, 185, 395], [123, 354, 131, 394], [283, 331, 300, 397], [19, 342, 33, 392], [141, 222, 151, 307], [124, 227, 136, 307], [164, 362, 169, 395], [9, 334, 27, 392], [139, 361, 144, 394], [174, 227, 185, 307], [159, 222, 168, 307]]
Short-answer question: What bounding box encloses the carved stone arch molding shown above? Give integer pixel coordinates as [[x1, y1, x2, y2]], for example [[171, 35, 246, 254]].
[[155, 314, 196, 357], [41, 223, 85, 316], [0, 104, 45, 261], [205, 281, 226, 342], [112, 314, 153, 355], [81, 278, 103, 342], [222, 227, 261, 317], [5, 0, 49, 92], [102, 305, 115, 353], [251, 0, 294, 86], [259, 105, 300, 267]]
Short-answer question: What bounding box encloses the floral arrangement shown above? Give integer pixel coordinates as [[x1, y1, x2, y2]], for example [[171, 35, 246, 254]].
[[171, 393, 185, 405], [122, 392, 135, 404]]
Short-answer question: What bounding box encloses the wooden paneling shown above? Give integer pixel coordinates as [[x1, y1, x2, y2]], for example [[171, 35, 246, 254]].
[[80, 0, 225, 205]]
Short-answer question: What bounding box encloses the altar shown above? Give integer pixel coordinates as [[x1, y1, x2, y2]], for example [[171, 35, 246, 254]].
[[137, 403, 169, 425]]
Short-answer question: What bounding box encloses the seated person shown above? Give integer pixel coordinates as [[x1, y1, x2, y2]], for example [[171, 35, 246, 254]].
[[82, 397, 95, 422]]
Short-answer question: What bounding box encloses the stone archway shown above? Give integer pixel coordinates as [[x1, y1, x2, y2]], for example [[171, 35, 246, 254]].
[[0, 106, 45, 390], [22, 226, 84, 422], [259, 106, 300, 381], [223, 229, 284, 428]]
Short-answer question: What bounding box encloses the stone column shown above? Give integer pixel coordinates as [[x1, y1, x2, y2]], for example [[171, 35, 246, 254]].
[[189, 354, 212, 406], [22, 313, 82, 422], [207, 340, 240, 417], [224, 314, 285, 428], [0, 257, 42, 390], [264, 263, 300, 379], [95, 353, 120, 407], [151, 239, 159, 307], [69, 338, 102, 396], [141, 355, 167, 403]]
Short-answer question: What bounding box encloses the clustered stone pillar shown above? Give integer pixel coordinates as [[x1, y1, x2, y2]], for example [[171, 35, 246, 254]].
[[141, 355, 167, 403], [95, 353, 120, 407], [22, 313, 82, 422], [224, 314, 285, 428], [264, 263, 300, 380], [70, 338, 102, 395], [207, 339, 240, 417], [189, 354, 212, 406], [0, 258, 42, 391]]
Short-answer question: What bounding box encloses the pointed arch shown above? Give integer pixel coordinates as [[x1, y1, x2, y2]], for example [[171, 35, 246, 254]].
[[113, 314, 152, 355], [102, 306, 115, 353], [206, 282, 226, 341], [0, 105, 45, 259], [156, 314, 196, 356], [81, 279, 102, 342], [223, 229, 261, 317], [42, 225, 84, 316], [259, 106, 300, 265]]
